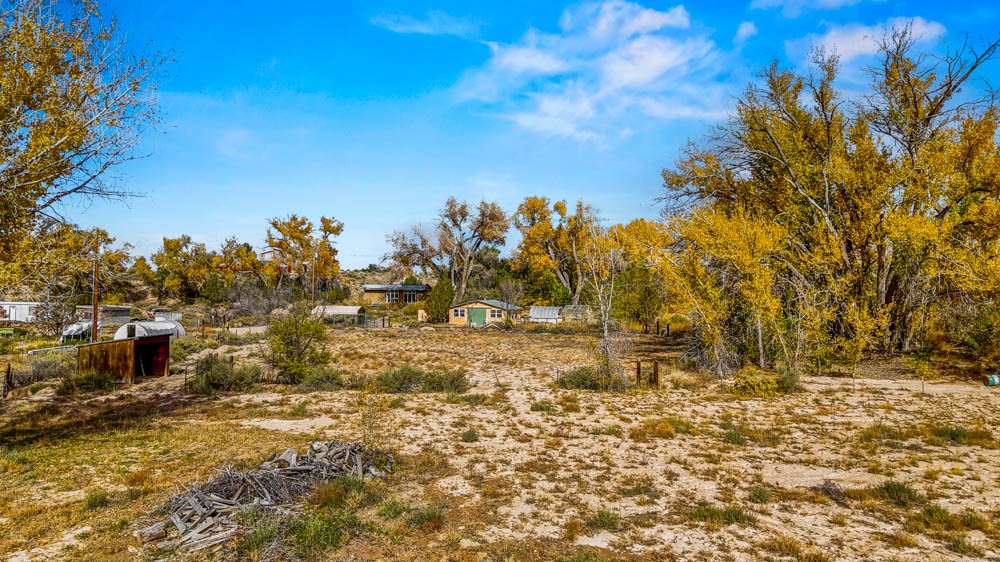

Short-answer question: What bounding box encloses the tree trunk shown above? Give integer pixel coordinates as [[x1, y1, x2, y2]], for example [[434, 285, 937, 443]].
[[756, 314, 766, 369]]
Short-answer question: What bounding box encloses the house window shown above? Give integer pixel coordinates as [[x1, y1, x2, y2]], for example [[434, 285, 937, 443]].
[[404, 291, 417, 304], [490, 309, 503, 319], [453, 309, 465, 318], [386, 291, 399, 304]]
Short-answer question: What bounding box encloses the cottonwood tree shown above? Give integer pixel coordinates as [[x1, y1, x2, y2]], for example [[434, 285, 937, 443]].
[[613, 219, 670, 330], [148, 235, 213, 302], [499, 278, 524, 306], [265, 214, 344, 297], [512, 197, 596, 305], [4, 219, 132, 334], [387, 197, 508, 303], [0, 0, 163, 256], [659, 27, 1000, 373]]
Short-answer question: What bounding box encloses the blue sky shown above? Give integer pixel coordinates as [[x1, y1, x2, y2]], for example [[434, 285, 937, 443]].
[[66, 0, 1000, 268]]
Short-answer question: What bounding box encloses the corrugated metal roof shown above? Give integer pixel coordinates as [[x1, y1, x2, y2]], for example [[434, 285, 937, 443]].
[[561, 305, 592, 314], [362, 284, 430, 291], [312, 305, 364, 316], [113, 321, 185, 340], [451, 299, 523, 311], [528, 306, 562, 319]]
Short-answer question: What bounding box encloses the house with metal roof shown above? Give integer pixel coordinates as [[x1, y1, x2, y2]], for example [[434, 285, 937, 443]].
[[312, 305, 366, 326], [560, 304, 594, 324], [362, 283, 431, 305], [527, 306, 563, 323], [448, 299, 522, 327]]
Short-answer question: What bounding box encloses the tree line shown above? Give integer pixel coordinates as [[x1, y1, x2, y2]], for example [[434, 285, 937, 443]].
[[3, 0, 998, 376]]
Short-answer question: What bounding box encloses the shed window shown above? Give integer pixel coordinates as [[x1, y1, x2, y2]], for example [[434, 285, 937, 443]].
[[453, 309, 465, 318], [404, 291, 417, 304], [386, 291, 399, 303], [490, 309, 502, 319]]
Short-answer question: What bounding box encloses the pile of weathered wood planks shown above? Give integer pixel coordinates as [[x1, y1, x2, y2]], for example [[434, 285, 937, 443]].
[[134, 440, 392, 553]]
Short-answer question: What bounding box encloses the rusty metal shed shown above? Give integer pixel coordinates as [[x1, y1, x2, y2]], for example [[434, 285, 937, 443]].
[[76, 335, 170, 384]]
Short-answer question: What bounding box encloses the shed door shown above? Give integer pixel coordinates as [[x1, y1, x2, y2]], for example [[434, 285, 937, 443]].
[[469, 307, 487, 326]]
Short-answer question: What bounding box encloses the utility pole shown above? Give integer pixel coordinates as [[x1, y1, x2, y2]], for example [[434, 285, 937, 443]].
[[91, 238, 100, 343]]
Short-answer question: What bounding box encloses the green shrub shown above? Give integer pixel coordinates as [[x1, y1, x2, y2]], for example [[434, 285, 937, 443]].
[[299, 367, 345, 391], [267, 306, 331, 383], [405, 506, 445, 529], [556, 365, 626, 391], [748, 486, 772, 503], [723, 427, 747, 445], [445, 393, 485, 406], [527, 323, 577, 335], [530, 401, 556, 413], [690, 503, 756, 526], [776, 369, 801, 393], [0, 338, 15, 355], [931, 425, 993, 446], [586, 509, 620, 530], [58, 370, 115, 395], [849, 480, 924, 508], [290, 510, 363, 554], [170, 336, 216, 363], [375, 364, 469, 393], [401, 301, 425, 316], [731, 367, 779, 398], [237, 510, 283, 559], [29, 352, 75, 380], [378, 498, 407, 519], [83, 489, 109, 510], [947, 535, 984, 557], [460, 429, 479, 442], [186, 354, 258, 395], [424, 276, 455, 323], [309, 476, 368, 510], [0, 446, 31, 473]]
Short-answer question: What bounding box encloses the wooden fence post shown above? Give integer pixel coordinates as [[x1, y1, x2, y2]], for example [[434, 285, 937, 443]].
[[3, 362, 10, 398], [655, 320, 660, 335], [635, 360, 641, 388], [653, 360, 659, 387]]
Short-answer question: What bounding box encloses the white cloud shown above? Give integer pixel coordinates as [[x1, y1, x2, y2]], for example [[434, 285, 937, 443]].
[[750, 0, 873, 18], [734, 21, 757, 46], [371, 10, 479, 37], [492, 41, 569, 75], [560, 1, 691, 39], [601, 35, 713, 89], [786, 16, 946, 62], [454, 1, 733, 143]]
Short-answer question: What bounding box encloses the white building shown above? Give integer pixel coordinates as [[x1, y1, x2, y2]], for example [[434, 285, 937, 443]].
[[0, 302, 42, 323]]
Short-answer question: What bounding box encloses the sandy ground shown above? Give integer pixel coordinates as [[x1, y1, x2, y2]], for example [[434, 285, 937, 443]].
[[4, 327, 1000, 561], [240, 329, 1000, 560]]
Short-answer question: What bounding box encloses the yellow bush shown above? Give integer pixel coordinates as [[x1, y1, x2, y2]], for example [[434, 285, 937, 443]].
[[731, 367, 779, 398]]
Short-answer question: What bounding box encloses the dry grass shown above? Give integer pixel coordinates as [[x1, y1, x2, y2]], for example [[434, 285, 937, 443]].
[[1, 328, 999, 561]]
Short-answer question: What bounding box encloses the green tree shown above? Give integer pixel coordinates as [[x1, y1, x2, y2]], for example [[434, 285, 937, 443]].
[[266, 305, 331, 383], [424, 275, 455, 323]]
